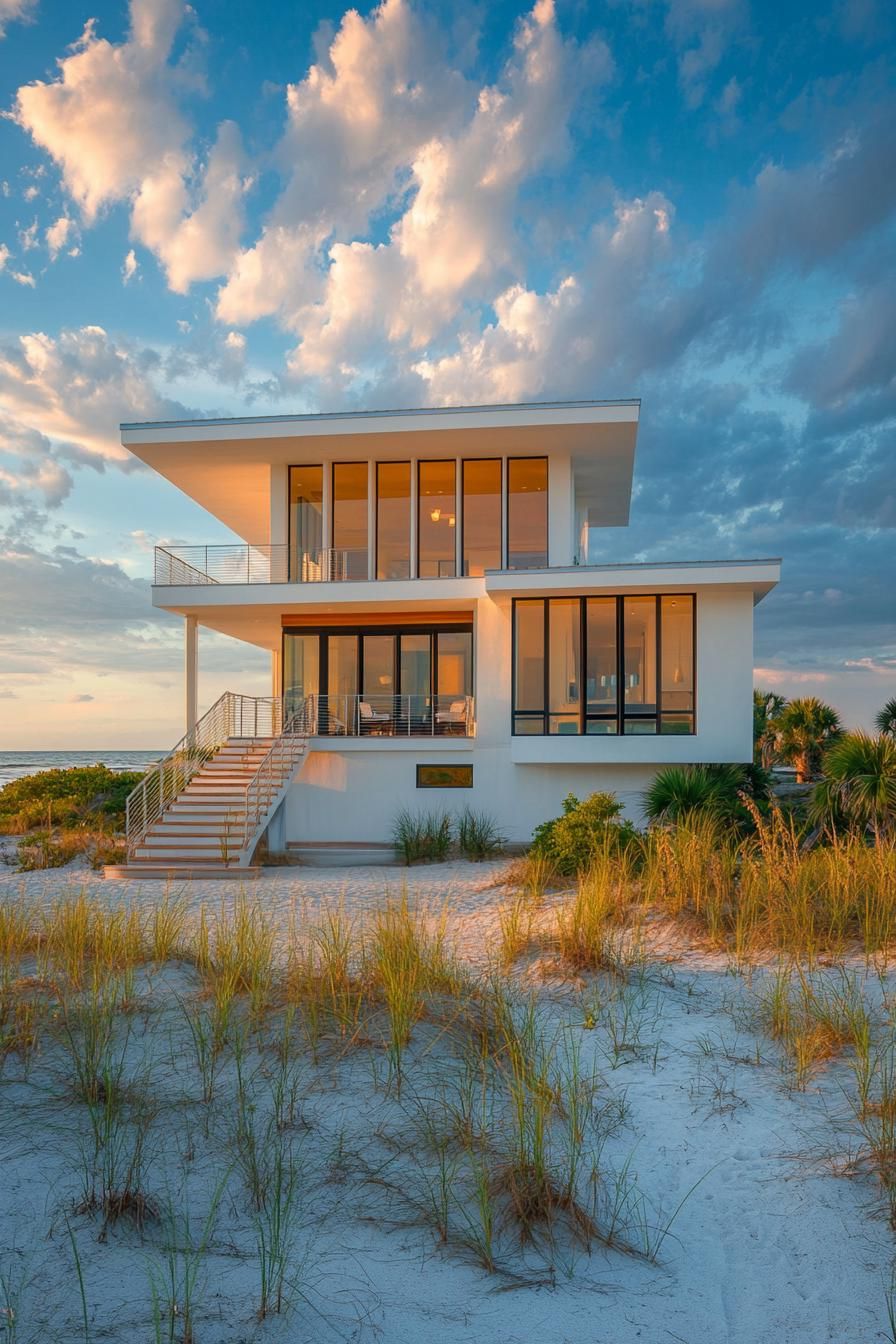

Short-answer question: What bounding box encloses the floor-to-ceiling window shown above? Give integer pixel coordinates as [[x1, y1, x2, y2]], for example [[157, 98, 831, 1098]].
[[512, 595, 695, 735], [376, 463, 411, 579], [507, 457, 548, 569], [282, 623, 473, 734], [417, 461, 456, 577], [462, 459, 502, 576], [288, 466, 323, 581], [332, 463, 369, 580]]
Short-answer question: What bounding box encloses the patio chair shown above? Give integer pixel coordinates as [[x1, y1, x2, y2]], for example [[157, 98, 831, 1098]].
[[435, 699, 468, 734], [359, 700, 391, 734]]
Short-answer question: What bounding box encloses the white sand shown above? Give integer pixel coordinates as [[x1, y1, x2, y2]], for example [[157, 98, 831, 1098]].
[[0, 860, 892, 1341]]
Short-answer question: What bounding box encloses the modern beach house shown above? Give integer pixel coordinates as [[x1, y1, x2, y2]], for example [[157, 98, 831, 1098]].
[[117, 401, 780, 874]]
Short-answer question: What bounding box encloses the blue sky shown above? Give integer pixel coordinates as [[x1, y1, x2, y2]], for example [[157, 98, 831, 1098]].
[[0, 0, 893, 747]]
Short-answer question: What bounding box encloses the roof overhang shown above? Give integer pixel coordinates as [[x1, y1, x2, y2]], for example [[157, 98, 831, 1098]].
[[121, 400, 639, 543], [485, 558, 782, 604]]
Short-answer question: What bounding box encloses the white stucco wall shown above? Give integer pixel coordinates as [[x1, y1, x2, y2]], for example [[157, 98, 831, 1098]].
[[274, 583, 756, 848]]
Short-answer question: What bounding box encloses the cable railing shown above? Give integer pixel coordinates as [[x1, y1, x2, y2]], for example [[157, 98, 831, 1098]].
[[154, 545, 370, 585], [239, 698, 312, 856], [299, 693, 475, 737], [124, 692, 284, 858]]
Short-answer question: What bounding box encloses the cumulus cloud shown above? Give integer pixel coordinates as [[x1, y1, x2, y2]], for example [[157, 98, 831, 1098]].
[[216, 0, 476, 326], [0, 0, 35, 39], [0, 325, 194, 467], [45, 214, 73, 259], [12, 0, 250, 293], [285, 0, 612, 389], [122, 249, 139, 283]]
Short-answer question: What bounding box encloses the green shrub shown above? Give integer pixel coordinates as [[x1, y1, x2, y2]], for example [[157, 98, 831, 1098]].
[[644, 763, 771, 831], [530, 792, 640, 876], [810, 731, 896, 837], [392, 809, 454, 865], [0, 765, 144, 833], [456, 808, 505, 861]]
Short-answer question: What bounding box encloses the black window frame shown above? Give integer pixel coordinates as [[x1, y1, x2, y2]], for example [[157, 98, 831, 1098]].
[[510, 594, 696, 736], [374, 460, 412, 581]]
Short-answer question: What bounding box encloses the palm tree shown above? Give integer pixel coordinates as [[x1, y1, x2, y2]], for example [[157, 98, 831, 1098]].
[[811, 732, 896, 838], [644, 763, 769, 828], [753, 690, 787, 768], [773, 696, 842, 783], [875, 698, 896, 739]]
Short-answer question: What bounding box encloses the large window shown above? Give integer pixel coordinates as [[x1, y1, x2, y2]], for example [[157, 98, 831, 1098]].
[[282, 623, 473, 735], [462, 459, 502, 576], [512, 595, 695, 735], [507, 457, 548, 569], [288, 466, 323, 581], [418, 461, 456, 577], [332, 463, 369, 580], [377, 463, 411, 579]]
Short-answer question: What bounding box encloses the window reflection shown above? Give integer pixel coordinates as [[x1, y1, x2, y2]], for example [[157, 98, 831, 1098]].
[[507, 458, 547, 569], [288, 466, 323, 581], [462, 459, 502, 575], [332, 463, 368, 579], [418, 460, 456, 577], [376, 463, 411, 579]]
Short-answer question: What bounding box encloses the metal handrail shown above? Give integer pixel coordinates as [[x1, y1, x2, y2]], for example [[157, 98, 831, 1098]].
[[154, 544, 371, 585], [124, 692, 284, 858], [239, 698, 312, 856], [303, 693, 475, 737]]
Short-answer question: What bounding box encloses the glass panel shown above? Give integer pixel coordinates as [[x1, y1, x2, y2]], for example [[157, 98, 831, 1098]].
[[400, 633, 431, 719], [660, 713, 693, 735], [548, 598, 581, 735], [362, 635, 395, 698], [326, 634, 358, 733], [283, 634, 319, 718], [622, 596, 657, 726], [376, 462, 411, 579], [513, 716, 545, 735], [462, 459, 501, 576], [507, 457, 547, 569], [586, 720, 617, 735], [332, 463, 368, 580], [661, 595, 694, 722], [513, 599, 544, 729], [624, 719, 657, 735], [586, 598, 617, 728], [436, 631, 472, 697], [417, 764, 473, 788], [418, 461, 456, 577], [288, 466, 323, 581]]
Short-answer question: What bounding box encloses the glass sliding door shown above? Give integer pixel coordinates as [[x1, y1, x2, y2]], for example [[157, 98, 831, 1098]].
[[283, 633, 319, 720], [401, 633, 431, 726], [513, 599, 545, 734], [622, 597, 657, 733], [376, 462, 411, 579], [462, 459, 502, 576], [436, 631, 472, 698], [332, 462, 369, 580], [326, 634, 358, 733], [660, 595, 695, 733], [585, 598, 617, 734], [548, 598, 581, 734], [288, 466, 323, 581], [417, 460, 456, 577], [507, 457, 547, 570]]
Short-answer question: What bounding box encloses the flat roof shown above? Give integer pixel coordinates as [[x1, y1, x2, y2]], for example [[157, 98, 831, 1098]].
[[122, 398, 640, 542], [120, 397, 640, 433]]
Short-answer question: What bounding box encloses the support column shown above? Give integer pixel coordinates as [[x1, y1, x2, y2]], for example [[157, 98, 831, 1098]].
[[185, 615, 198, 734], [271, 647, 281, 699]]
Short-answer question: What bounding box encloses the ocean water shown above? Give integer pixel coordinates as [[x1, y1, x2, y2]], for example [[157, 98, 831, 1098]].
[[0, 751, 163, 789]]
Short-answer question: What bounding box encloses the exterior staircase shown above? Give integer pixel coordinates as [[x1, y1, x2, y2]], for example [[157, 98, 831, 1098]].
[[106, 694, 308, 879]]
